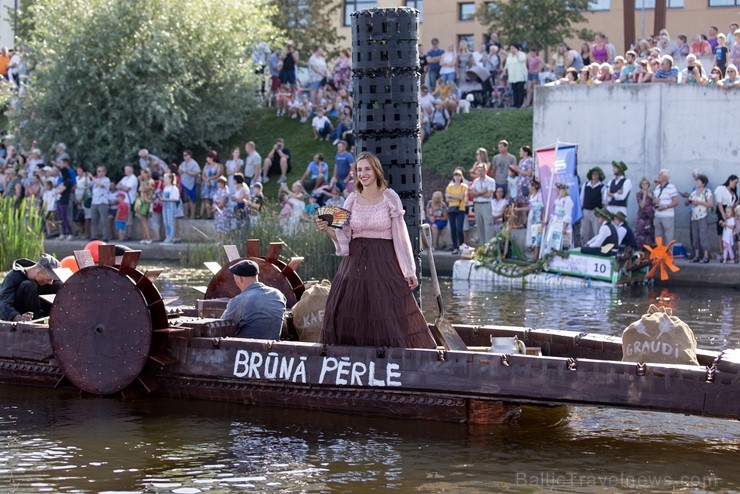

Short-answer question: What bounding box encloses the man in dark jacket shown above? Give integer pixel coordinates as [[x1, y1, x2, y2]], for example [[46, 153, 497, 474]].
[[0, 254, 61, 322]]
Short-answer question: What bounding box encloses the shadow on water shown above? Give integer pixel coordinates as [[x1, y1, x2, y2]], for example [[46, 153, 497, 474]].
[[1, 385, 739, 493]]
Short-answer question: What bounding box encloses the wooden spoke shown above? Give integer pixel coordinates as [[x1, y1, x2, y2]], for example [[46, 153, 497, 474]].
[[118, 250, 141, 274], [287, 257, 304, 271], [143, 269, 163, 282], [265, 242, 283, 261]]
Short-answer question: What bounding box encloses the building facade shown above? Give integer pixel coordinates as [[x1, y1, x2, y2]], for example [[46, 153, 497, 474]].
[[334, 0, 740, 54]]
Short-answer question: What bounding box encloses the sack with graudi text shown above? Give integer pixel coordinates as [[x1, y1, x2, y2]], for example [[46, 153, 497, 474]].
[[622, 304, 698, 365]]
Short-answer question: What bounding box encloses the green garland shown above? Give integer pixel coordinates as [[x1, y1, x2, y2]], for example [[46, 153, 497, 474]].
[[471, 227, 567, 278]]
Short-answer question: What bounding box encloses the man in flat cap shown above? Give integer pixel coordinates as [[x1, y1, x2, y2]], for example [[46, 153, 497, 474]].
[[0, 253, 61, 321], [581, 208, 619, 256], [221, 259, 287, 340]]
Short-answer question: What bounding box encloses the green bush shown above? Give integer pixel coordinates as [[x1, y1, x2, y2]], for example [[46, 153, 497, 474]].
[[14, 0, 279, 165], [421, 109, 534, 176]]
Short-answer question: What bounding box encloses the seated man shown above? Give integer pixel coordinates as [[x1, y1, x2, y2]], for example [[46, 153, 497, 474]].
[[613, 211, 638, 249], [262, 138, 292, 185], [581, 208, 619, 256], [300, 153, 329, 192], [221, 259, 286, 340], [0, 254, 61, 321]]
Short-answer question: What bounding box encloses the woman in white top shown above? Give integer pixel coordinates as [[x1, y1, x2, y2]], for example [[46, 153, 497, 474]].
[[506, 44, 527, 108], [439, 42, 457, 83], [714, 174, 738, 254], [491, 186, 509, 234], [224, 147, 244, 193]]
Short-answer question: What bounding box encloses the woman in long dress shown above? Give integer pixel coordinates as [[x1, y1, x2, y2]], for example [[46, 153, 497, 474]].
[[635, 177, 655, 249], [544, 183, 573, 253], [316, 152, 436, 349]]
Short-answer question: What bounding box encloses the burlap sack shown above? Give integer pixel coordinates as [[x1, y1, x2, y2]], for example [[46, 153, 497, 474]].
[[291, 279, 331, 342], [622, 304, 699, 365]]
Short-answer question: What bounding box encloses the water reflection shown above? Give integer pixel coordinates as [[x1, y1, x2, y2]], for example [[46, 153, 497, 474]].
[[2, 266, 739, 492]]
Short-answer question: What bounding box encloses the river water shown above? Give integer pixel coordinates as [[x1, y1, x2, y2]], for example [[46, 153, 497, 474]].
[[2, 268, 740, 493]]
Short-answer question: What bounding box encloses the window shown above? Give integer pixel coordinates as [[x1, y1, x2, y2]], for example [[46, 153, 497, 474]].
[[287, 1, 309, 28], [588, 0, 611, 11], [635, 0, 684, 8], [458, 2, 475, 21], [458, 34, 475, 52], [344, 0, 377, 26], [484, 2, 499, 15], [404, 0, 423, 21], [708, 0, 738, 5]]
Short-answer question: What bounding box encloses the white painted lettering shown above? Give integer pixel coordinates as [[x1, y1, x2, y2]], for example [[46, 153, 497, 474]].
[[293, 356, 307, 383], [336, 357, 351, 385], [350, 361, 367, 385], [249, 352, 263, 378], [279, 357, 295, 380], [368, 361, 385, 386], [264, 352, 279, 379], [386, 362, 402, 387], [319, 357, 338, 384], [233, 350, 250, 377]]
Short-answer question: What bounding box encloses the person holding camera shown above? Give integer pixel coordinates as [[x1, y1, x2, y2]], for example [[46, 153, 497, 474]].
[[261, 138, 291, 185]]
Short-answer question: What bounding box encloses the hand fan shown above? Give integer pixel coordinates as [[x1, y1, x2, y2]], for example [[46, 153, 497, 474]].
[[316, 206, 351, 229]]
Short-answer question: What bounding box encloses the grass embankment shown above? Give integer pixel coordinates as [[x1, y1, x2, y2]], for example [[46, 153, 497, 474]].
[[0, 199, 45, 270], [187, 107, 534, 280]]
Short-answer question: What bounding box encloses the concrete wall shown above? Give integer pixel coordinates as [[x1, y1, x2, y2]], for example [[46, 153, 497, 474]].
[[533, 84, 740, 248], [0, 0, 15, 49]]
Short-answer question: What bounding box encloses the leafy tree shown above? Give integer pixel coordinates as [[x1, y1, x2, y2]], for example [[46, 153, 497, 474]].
[[269, 0, 345, 57], [13, 0, 280, 167], [475, 0, 591, 51]]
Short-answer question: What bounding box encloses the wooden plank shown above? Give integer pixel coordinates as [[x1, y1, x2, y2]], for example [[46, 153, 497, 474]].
[[204, 262, 222, 275], [74, 250, 95, 269], [265, 242, 283, 261], [118, 250, 141, 274], [53, 267, 75, 283], [246, 239, 261, 258], [143, 269, 163, 282], [287, 257, 304, 271], [223, 245, 241, 262], [98, 244, 116, 267], [192, 286, 208, 294]]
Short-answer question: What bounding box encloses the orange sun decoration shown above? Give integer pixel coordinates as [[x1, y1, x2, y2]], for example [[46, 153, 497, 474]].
[[644, 236, 680, 281]]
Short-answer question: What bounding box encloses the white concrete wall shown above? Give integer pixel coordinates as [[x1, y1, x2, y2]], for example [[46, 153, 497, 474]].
[[533, 84, 740, 249]]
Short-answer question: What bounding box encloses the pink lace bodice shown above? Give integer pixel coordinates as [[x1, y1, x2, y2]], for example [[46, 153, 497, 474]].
[[332, 189, 416, 278], [349, 201, 393, 239]]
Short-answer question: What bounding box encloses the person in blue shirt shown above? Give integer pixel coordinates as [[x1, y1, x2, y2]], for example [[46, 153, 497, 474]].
[[221, 259, 286, 340], [332, 141, 355, 192], [300, 153, 329, 191], [426, 38, 445, 90]]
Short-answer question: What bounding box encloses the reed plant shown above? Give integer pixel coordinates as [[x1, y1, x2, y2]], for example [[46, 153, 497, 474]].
[[0, 198, 45, 271], [179, 206, 340, 281]]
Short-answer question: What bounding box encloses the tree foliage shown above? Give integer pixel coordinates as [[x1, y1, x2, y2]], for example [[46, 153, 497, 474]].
[[269, 0, 345, 57], [475, 0, 591, 51], [13, 0, 280, 167]]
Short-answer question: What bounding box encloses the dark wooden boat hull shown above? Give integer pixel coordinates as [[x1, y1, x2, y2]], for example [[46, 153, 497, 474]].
[[1, 319, 738, 425]]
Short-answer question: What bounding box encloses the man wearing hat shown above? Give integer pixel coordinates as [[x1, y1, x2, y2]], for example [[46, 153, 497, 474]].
[[581, 208, 619, 256], [0, 254, 61, 322], [605, 161, 631, 217], [221, 259, 287, 340], [612, 211, 638, 249], [580, 166, 605, 244]]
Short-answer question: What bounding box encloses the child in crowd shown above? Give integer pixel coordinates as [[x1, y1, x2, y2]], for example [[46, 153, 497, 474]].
[[275, 83, 292, 117], [250, 182, 265, 227], [162, 172, 180, 244], [115, 192, 130, 241], [324, 187, 345, 208], [734, 205, 740, 260], [304, 195, 319, 219], [722, 205, 737, 263], [42, 180, 58, 238], [507, 165, 518, 202]]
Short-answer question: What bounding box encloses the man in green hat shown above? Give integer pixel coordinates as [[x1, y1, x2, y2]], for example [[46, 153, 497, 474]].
[[605, 161, 631, 217], [581, 208, 619, 255], [580, 166, 605, 244]]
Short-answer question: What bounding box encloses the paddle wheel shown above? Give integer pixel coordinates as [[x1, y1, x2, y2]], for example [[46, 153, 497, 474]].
[[201, 240, 305, 308], [48, 244, 175, 397]]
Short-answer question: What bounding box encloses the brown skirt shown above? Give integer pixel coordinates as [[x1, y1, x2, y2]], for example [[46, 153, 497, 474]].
[[319, 237, 437, 349]]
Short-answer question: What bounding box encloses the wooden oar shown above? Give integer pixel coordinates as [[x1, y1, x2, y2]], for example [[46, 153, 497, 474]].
[[420, 224, 467, 351]]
